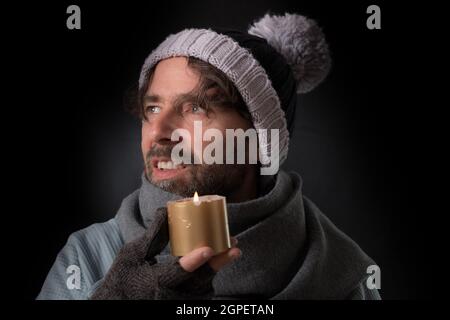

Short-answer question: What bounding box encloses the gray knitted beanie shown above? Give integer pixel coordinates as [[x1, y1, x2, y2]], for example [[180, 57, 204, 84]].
[[139, 12, 331, 167]]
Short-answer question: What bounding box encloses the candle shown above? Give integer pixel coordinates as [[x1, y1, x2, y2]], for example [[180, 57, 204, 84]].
[[167, 192, 231, 256]]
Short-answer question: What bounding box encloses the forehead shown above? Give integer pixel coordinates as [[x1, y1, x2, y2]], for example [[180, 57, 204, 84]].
[[145, 57, 200, 99]]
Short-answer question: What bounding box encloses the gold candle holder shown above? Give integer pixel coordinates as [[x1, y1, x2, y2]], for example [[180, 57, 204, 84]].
[[167, 193, 231, 256]]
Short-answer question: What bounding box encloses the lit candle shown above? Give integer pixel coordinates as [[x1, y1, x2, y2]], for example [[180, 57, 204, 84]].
[[167, 192, 231, 256]]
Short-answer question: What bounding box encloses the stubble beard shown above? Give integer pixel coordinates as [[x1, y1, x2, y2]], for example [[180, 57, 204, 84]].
[[145, 147, 247, 197]]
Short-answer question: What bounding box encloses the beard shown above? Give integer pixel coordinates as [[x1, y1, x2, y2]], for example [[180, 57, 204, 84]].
[[144, 145, 249, 198]]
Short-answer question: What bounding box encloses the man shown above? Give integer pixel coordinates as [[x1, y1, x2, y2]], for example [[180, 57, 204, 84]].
[[37, 13, 381, 300]]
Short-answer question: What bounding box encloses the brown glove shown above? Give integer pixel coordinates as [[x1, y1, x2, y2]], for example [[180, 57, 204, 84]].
[[90, 207, 216, 300]]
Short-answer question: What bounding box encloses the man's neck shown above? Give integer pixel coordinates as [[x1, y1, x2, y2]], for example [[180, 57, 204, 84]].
[[226, 165, 259, 203]]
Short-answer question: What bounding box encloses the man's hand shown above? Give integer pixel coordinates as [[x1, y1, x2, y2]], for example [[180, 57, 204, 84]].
[[180, 238, 241, 272], [91, 207, 241, 300]]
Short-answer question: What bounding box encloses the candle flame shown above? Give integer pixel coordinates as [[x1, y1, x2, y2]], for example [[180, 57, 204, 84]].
[[193, 191, 200, 205]]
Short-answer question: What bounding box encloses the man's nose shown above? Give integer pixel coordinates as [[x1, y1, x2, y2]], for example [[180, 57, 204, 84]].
[[148, 111, 182, 145]]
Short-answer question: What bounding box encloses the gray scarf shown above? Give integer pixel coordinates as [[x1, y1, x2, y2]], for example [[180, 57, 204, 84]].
[[116, 170, 374, 299]]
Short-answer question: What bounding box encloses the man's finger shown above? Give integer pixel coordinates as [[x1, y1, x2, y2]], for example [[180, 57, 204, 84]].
[[208, 247, 241, 272], [179, 246, 214, 272]]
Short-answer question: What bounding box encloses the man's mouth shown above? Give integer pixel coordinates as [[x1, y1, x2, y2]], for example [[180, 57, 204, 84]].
[[150, 157, 188, 180]]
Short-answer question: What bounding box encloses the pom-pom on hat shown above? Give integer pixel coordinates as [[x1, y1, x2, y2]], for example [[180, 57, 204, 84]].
[[139, 12, 331, 170]]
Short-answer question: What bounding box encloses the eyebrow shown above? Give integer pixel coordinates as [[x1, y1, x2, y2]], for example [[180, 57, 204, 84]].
[[143, 92, 198, 105]]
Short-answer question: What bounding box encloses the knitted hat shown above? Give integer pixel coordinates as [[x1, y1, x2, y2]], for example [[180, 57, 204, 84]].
[[139, 12, 331, 168]]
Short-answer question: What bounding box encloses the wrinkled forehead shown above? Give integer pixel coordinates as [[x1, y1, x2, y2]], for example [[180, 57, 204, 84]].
[[144, 57, 201, 97]]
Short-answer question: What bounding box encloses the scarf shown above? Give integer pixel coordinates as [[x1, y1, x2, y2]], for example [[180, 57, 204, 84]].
[[116, 170, 374, 299]]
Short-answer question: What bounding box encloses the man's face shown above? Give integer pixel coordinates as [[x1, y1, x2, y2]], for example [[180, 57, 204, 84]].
[[141, 57, 254, 197]]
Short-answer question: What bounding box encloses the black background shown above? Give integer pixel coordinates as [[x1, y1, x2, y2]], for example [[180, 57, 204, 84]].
[[8, 0, 430, 300]]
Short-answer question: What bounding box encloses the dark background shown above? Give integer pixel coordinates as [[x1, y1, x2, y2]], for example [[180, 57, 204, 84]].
[[12, 0, 430, 300]]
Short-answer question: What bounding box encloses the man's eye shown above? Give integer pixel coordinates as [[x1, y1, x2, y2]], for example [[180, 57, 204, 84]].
[[189, 104, 206, 114], [145, 106, 161, 114]]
